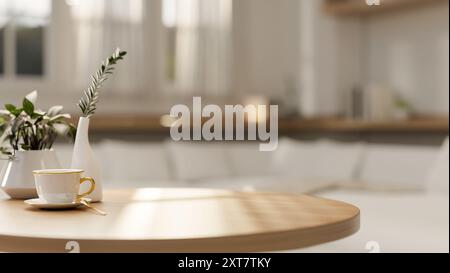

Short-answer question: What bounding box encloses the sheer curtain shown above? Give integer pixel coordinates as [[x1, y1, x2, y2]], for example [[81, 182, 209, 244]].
[[167, 0, 232, 96], [69, 0, 146, 95]]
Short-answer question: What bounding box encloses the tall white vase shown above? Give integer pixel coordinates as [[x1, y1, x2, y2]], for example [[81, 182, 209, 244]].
[[71, 117, 103, 202], [0, 150, 60, 199]]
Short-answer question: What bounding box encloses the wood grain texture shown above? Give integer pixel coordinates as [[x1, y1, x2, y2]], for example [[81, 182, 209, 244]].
[[0, 188, 360, 253]]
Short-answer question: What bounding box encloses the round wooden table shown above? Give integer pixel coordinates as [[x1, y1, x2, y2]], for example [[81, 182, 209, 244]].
[[0, 188, 360, 253]]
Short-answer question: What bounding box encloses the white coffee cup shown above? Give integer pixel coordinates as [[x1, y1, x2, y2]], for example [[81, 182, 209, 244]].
[[33, 169, 96, 204]]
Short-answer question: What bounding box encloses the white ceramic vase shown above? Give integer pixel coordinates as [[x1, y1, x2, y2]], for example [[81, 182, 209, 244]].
[[71, 117, 103, 202], [0, 150, 61, 199]]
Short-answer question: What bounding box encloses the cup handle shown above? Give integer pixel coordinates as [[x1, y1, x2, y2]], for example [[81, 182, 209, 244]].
[[78, 177, 96, 199]]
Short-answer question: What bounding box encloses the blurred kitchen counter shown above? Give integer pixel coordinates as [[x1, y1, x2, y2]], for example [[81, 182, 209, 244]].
[[279, 115, 449, 133], [69, 114, 449, 134]]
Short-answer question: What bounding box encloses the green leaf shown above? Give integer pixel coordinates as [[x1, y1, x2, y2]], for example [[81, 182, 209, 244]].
[[23, 98, 35, 116], [78, 48, 127, 118], [5, 104, 17, 113], [14, 110, 23, 116], [6, 104, 23, 117], [21, 144, 32, 150]]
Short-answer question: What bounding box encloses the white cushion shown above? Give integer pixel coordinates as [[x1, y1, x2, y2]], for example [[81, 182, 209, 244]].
[[316, 139, 364, 182], [273, 138, 320, 177], [359, 144, 439, 190], [227, 143, 274, 177], [166, 141, 231, 182], [272, 138, 338, 191], [273, 138, 362, 181], [427, 137, 449, 194], [101, 140, 171, 184]]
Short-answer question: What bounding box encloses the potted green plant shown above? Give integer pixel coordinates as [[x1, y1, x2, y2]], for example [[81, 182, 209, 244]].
[[393, 96, 412, 120], [0, 91, 75, 199]]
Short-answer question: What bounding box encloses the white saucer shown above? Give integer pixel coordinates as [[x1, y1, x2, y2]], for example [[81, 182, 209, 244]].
[[24, 198, 91, 210]]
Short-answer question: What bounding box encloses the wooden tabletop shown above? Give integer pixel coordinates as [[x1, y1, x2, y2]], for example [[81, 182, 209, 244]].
[[0, 188, 360, 253]]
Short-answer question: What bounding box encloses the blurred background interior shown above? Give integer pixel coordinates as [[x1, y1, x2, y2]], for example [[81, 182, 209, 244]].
[[0, 0, 449, 252], [0, 0, 448, 142]]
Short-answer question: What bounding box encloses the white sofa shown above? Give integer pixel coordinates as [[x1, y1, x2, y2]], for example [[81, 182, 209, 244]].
[[53, 138, 446, 192], [1, 137, 448, 252]]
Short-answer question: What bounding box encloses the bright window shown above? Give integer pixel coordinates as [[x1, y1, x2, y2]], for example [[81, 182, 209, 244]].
[[162, 0, 233, 95], [0, 0, 51, 77]]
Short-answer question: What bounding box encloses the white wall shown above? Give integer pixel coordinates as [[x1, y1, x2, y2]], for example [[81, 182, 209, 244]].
[[232, 0, 363, 117], [365, 2, 449, 114], [296, 0, 449, 116], [298, 0, 363, 117], [1, 0, 448, 117], [232, 0, 300, 98]]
